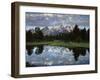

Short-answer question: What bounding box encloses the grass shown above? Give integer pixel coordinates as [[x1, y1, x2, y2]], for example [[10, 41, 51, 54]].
[[26, 40, 89, 48]]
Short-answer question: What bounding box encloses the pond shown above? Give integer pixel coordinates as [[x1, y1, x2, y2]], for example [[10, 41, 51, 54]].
[[26, 45, 89, 67]]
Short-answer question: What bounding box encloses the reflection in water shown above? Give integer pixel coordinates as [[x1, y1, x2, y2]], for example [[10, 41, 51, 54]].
[[26, 45, 44, 56], [71, 48, 86, 61], [26, 45, 89, 67], [35, 45, 44, 55], [26, 45, 33, 56]]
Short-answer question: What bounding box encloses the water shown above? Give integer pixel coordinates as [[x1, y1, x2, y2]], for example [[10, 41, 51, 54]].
[[26, 45, 89, 67]]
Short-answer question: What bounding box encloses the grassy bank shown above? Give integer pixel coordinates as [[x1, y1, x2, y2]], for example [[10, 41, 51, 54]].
[[26, 41, 89, 48]]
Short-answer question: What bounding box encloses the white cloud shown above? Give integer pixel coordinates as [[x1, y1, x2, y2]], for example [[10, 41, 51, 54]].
[[42, 13, 54, 17], [45, 17, 49, 20]]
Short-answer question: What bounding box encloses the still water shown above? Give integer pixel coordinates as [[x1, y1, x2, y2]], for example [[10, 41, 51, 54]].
[[26, 45, 89, 67]]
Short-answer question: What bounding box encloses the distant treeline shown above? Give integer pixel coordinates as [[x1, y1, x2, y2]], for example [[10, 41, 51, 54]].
[[26, 24, 89, 42]]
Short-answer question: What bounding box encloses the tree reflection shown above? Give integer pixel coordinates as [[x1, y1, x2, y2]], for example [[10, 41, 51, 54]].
[[26, 45, 34, 56], [26, 45, 44, 56], [87, 48, 89, 52], [35, 45, 44, 55], [71, 48, 88, 61]]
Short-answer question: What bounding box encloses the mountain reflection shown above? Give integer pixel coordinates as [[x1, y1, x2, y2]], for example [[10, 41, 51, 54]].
[[26, 45, 89, 67], [35, 45, 44, 55], [26, 45, 44, 56]]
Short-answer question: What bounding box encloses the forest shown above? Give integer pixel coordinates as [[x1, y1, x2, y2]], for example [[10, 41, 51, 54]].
[[26, 24, 89, 48]]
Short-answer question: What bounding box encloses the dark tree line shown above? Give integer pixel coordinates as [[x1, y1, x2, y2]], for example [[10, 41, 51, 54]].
[[26, 27, 44, 42], [70, 24, 89, 42], [26, 24, 89, 42]]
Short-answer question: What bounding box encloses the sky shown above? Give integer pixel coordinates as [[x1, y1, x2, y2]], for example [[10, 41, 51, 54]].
[[25, 12, 90, 29]]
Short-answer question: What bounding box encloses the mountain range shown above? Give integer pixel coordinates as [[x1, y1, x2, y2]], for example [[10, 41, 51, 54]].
[[26, 25, 74, 36]]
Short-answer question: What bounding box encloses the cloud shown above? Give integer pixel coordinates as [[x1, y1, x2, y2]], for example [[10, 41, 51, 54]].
[[26, 12, 89, 28], [42, 13, 54, 17]]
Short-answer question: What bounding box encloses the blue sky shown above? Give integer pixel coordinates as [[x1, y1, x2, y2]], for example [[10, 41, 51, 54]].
[[26, 12, 90, 29]]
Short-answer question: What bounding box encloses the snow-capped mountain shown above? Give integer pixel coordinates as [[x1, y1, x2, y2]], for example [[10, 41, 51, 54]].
[[26, 25, 74, 36], [41, 25, 73, 36]]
